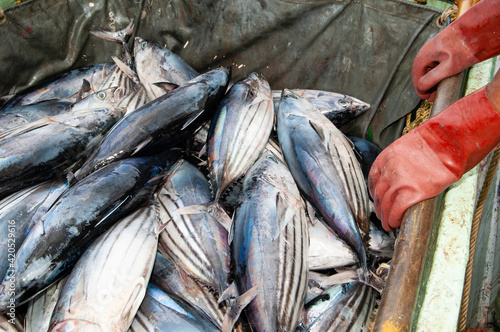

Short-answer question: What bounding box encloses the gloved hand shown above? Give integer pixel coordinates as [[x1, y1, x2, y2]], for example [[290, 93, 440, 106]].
[[368, 82, 500, 232], [412, 0, 500, 101]]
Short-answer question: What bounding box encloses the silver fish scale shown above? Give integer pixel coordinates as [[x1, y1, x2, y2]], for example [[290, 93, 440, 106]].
[[306, 281, 376, 332], [156, 161, 230, 295], [208, 72, 274, 202], [232, 150, 309, 332], [49, 204, 159, 331], [151, 253, 226, 329], [277, 89, 369, 270]]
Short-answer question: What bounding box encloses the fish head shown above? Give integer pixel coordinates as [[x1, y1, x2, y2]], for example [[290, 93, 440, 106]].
[[277, 89, 316, 121], [243, 72, 272, 98], [134, 37, 199, 87], [72, 87, 124, 112]]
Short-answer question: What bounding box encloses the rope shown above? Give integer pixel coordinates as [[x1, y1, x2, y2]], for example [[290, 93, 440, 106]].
[[402, 100, 433, 135], [436, 4, 458, 28], [0, 6, 6, 25], [458, 148, 500, 331]]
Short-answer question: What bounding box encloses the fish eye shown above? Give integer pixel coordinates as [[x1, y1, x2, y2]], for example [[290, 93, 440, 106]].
[[339, 99, 350, 107], [97, 91, 107, 99], [141, 41, 147, 49]]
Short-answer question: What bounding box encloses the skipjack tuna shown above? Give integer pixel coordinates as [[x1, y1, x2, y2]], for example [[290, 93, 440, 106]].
[[0, 25, 391, 332], [231, 150, 309, 332], [208, 72, 274, 202], [276, 89, 370, 272]]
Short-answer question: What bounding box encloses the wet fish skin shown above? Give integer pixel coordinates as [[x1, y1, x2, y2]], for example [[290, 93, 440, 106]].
[[129, 283, 219, 332], [0, 180, 67, 282], [271, 89, 370, 127], [134, 37, 199, 100], [304, 281, 376, 332], [308, 218, 357, 271], [25, 277, 66, 332], [151, 252, 225, 329], [232, 150, 309, 332], [1, 63, 114, 111], [49, 203, 160, 332], [208, 72, 274, 201], [0, 87, 124, 132], [276, 89, 369, 270], [348, 136, 382, 182], [0, 107, 124, 199], [74, 66, 231, 181], [0, 100, 72, 131], [0, 152, 179, 310], [156, 160, 230, 294]]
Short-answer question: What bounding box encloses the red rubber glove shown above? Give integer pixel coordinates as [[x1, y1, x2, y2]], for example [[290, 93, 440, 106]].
[[412, 0, 500, 101], [368, 83, 500, 232]]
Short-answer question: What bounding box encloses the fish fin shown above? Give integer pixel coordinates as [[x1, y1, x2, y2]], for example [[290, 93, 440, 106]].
[[309, 119, 329, 146], [0, 118, 54, 140], [360, 269, 385, 294], [318, 269, 359, 289], [275, 192, 289, 238], [171, 203, 210, 216], [67, 171, 77, 186], [0, 94, 15, 107], [155, 217, 171, 235], [198, 143, 207, 158], [305, 200, 316, 223], [221, 284, 259, 332], [90, 20, 134, 44], [177, 264, 190, 285], [112, 56, 139, 84], [218, 281, 239, 304], [213, 204, 232, 232], [76, 79, 92, 101], [153, 82, 179, 93], [181, 110, 204, 131], [131, 137, 153, 156], [171, 201, 232, 232]]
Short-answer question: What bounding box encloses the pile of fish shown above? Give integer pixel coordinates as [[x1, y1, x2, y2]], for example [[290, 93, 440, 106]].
[[0, 23, 394, 331]]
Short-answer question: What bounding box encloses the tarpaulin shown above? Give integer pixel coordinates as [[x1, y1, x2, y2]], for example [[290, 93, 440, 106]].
[[0, 0, 441, 147]]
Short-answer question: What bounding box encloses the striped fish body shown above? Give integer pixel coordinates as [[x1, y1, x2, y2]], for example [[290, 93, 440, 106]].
[[0, 107, 124, 199], [305, 281, 376, 332], [0, 153, 178, 310], [2, 63, 114, 111], [25, 277, 66, 332], [1, 87, 124, 132], [232, 150, 309, 332], [151, 253, 225, 329], [119, 85, 150, 116], [134, 38, 199, 100], [276, 89, 369, 269], [271, 89, 370, 128], [129, 283, 219, 332], [208, 72, 274, 201], [156, 161, 230, 294], [75, 67, 230, 181], [49, 204, 159, 332], [0, 180, 67, 282]]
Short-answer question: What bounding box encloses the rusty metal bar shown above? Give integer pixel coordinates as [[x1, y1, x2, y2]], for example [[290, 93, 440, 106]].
[[372, 1, 477, 329]]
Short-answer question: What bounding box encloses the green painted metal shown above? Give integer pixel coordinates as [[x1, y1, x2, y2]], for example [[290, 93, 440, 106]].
[[0, 0, 16, 9]]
